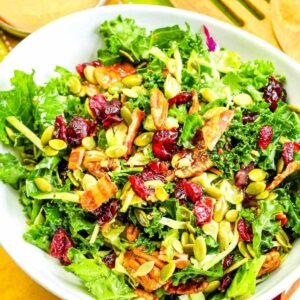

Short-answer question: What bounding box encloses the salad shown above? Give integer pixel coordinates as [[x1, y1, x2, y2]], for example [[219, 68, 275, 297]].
[[0, 16, 300, 300]]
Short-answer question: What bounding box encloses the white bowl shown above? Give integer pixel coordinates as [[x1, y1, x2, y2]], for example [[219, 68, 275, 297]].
[[0, 5, 300, 300]]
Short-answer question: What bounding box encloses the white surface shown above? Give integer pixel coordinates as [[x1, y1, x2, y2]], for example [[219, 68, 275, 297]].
[[0, 4, 300, 300]]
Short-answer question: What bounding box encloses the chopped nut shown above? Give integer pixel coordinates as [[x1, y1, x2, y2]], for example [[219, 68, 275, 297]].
[[258, 249, 281, 277], [126, 224, 140, 242]]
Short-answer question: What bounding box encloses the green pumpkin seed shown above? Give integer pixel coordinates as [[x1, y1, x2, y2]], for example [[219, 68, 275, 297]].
[[268, 192, 278, 200], [202, 220, 219, 241], [41, 125, 55, 146], [134, 208, 150, 227], [204, 280, 220, 293], [49, 139, 67, 151], [225, 209, 239, 222], [245, 181, 266, 195], [134, 132, 154, 147], [194, 236, 207, 262], [82, 136, 96, 150], [108, 82, 123, 95], [44, 146, 59, 157], [105, 145, 127, 158], [246, 243, 256, 257], [233, 93, 253, 107], [213, 198, 228, 222], [133, 260, 155, 277], [122, 74, 143, 88], [224, 257, 249, 274], [279, 136, 290, 144], [122, 88, 138, 98], [218, 221, 233, 252], [34, 177, 52, 192], [181, 232, 190, 246], [143, 115, 156, 131], [177, 206, 193, 221], [238, 241, 252, 258], [275, 231, 292, 249], [78, 85, 87, 97], [203, 107, 227, 120], [186, 222, 196, 234], [256, 190, 270, 200], [219, 180, 243, 204], [248, 169, 267, 182], [83, 65, 97, 84], [277, 157, 285, 174], [288, 104, 300, 114], [73, 169, 84, 182], [120, 106, 132, 126], [155, 186, 169, 201], [183, 243, 194, 256], [67, 172, 80, 187], [68, 76, 82, 94], [189, 233, 196, 243], [204, 186, 222, 199], [5, 126, 16, 142], [201, 88, 218, 102], [172, 239, 183, 254], [160, 261, 176, 282], [82, 174, 97, 190]]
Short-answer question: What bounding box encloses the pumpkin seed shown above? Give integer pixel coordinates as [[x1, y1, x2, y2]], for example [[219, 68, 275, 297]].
[[160, 261, 176, 282], [83, 65, 97, 84], [268, 192, 278, 200], [68, 76, 82, 94], [172, 239, 184, 254], [189, 233, 196, 244], [213, 198, 228, 222], [194, 236, 207, 262], [177, 207, 193, 221], [245, 181, 266, 195], [78, 85, 87, 97], [204, 280, 220, 293], [122, 88, 138, 98], [224, 257, 249, 274], [181, 232, 190, 246], [120, 106, 132, 126], [225, 209, 239, 222], [44, 146, 59, 157], [73, 169, 84, 182], [233, 93, 253, 107], [143, 115, 156, 131], [238, 241, 251, 258], [155, 186, 169, 201], [105, 145, 127, 158], [133, 260, 155, 277], [82, 136, 96, 150], [49, 139, 67, 151], [201, 88, 218, 102], [204, 186, 223, 199], [82, 174, 97, 190], [122, 74, 143, 88], [134, 132, 154, 147], [5, 126, 16, 142], [248, 169, 267, 182], [279, 136, 290, 144], [218, 221, 233, 251], [288, 104, 300, 114], [186, 222, 196, 234], [108, 82, 123, 95], [219, 180, 243, 204], [202, 220, 219, 241], [134, 208, 150, 227], [256, 190, 270, 200], [275, 231, 292, 249], [67, 172, 80, 187], [246, 243, 256, 257], [277, 157, 285, 174], [183, 243, 194, 256], [41, 125, 55, 146], [34, 177, 52, 192], [203, 107, 227, 120]]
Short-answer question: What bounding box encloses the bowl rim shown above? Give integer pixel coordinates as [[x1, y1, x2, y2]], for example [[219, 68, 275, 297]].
[[0, 4, 300, 300]]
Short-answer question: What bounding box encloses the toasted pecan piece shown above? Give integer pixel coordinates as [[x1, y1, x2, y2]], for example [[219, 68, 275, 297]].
[[150, 88, 169, 130], [258, 249, 281, 277], [135, 289, 158, 300], [68, 147, 85, 171], [164, 278, 208, 294], [126, 224, 140, 242]]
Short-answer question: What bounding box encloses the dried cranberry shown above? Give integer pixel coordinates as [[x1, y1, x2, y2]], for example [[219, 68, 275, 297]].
[[94, 199, 120, 225], [89, 94, 122, 128], [235, 162, 255, 188], [102, 252, 117, 269], [261, 76, 287, 111], [183, 181, 203, 203], [219, 274, 232, 292], [223, 255, 234, 269], [194, 197, 213, 226], [174, 180, 188, 203], [50, 228, 74, 265], [152, 129, 179, 161], [282, 142, 295, 165], [168, 92, 192, 106], [54, 115, 67, 142], [276, 213, 288, 227], [242, 112, 259, 125], [258, 125, 273, 149], [294, 142, 300, 152], [237, 218, 253, 242], [140, 161, 168, 182], [76, 60, 102, 78], [66, 116, 97, 146], [128, 175, 149, 200]]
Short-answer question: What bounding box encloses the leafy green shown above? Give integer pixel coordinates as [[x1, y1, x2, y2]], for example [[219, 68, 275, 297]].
[[226, 256, 265, 299], [23, 224, 51, 251], [178, 113, 203, 148], [0, 70, 36, 143], [252, 200, 284, 256], [168, 104, 188, 124], [0, 153, 27, 188], [66, 249, 134, 300], [134, 235, 157, 253]]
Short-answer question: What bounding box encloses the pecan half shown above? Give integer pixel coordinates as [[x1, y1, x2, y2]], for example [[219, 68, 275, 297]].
[[258, 249, 281, 277], [126, 224, 140, 242], [164, 278, 208, 294], [159, 247, 190, 269], [134, 289, 158, 300]]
